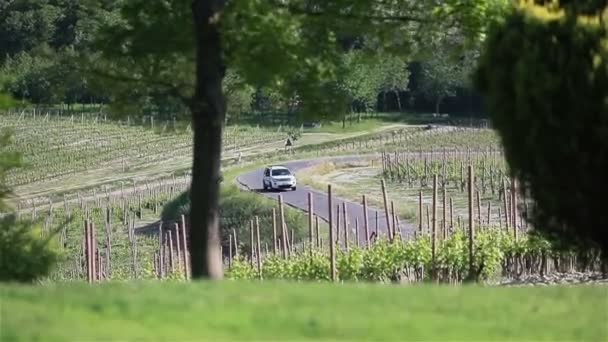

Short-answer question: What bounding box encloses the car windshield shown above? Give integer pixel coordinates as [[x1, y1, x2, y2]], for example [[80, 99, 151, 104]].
[[271, 169, 291, 176]]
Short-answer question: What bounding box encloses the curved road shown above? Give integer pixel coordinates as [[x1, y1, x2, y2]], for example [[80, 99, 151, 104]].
[[237, 155, 415, 245]]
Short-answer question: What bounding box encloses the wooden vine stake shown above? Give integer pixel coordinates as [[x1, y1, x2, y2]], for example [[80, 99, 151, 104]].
[[487, 202, 492, 227], [328, 185, 336, 282], [181, 215, 189, 280], [449, 197, 454, 232], [390, 201, 397, 241], [272, 208, 277, 255], [175, 223, 182, 269], [249, 220, 255, 267], [343, 202, 349, 250], [233, 229, 239, 257], [336, 204, 341, 245], [84, 219, 92, 283], [168, 231, 175, 273], [381, 179, 392, 240], [442, 187, 447, 241], [158, 223, 164, 278], [431, 175, 437, 281], [426, 205, 430, 237], [99, 249, 104, 281], [502, 179, 509, 228], [467, 165, 476, 281], [498, 207, 502, 228], [511, 179, 518, 240], [375, 211, 379, 237], [355, 218, 360, 248], [363, 195, 370, 247], [315, 216, 320, 249], [255, 216, 262, 279], [91, 221, 97, 282], [308, 193, 314, 255], [228, 233, 233, 269], [278, 195, 287, 259], [105, 207, 112, 277], [476, 191, 482, 226], [418, 191, 423, 236]]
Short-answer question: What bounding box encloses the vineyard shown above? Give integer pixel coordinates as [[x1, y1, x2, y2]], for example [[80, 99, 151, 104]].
[[0, 112, 286, 194], [223, 178, 603, 284], [27, 159, 603, 284], [22, 175, 312, 282], [300, 149, 522, 232], [295, 125, 501, 155], [3, 112, 605, 285]]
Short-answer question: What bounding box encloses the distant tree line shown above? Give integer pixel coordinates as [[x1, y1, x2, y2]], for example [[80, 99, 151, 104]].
[[0, 0, 483, 123]]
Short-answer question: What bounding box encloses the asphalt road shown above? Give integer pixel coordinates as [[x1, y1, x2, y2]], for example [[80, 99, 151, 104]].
[[237, 155, 415, 245]]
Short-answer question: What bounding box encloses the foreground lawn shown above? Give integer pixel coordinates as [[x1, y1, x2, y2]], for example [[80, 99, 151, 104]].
[[1, 281, 606, 341]]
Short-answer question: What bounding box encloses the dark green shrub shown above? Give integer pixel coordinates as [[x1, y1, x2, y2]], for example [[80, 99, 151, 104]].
[[0, 215, 60, 282], [474, 4, 608, 254], [0, 128, 60, 282]]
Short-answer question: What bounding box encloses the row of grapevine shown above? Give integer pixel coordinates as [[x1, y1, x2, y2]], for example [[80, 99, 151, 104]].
[[0, 112, 286, 187], [225, 171, 603, 283], [29, 162, 602, 283]]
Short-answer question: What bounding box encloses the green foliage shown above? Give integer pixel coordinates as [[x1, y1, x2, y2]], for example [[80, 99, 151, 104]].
[[226, 256, 257, 280], [360, 238, 423, 281], [338, 51, 383, 111], [0, 0, 116, 105], [224, 70, 255, 120], [0, 215, 60, 282], [92, 0, 504, 119], [260, 255, 290, 279], [474, 3, 608, 253], [225, 228, 589, 283], [471, 230, 505, 280], [418, 37, 478, 114], [0, 0, 61, 60], [0, 93, 18, 109], [0, 127, 59, 283], [0, 129, 21, 210], [336, 248, 364, 281], [2, 50, 60, 104]]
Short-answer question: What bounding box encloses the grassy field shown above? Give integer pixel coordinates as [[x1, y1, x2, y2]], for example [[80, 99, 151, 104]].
[[1, 281, 606, 341]]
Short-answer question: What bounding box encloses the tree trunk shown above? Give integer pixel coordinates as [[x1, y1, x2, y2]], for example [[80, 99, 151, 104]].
[[383, 92, 388, 112], [394, 90, 402, 112], [190, 0, 225, 279], [435, 97, 442, 115]]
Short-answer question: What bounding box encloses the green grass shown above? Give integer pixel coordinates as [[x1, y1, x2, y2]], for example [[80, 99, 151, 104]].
[[2, 281, 606, 341], [300, 112, 474, 134]]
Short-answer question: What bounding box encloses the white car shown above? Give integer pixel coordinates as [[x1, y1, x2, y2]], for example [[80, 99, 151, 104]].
[[262, 165, 297, 191]]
